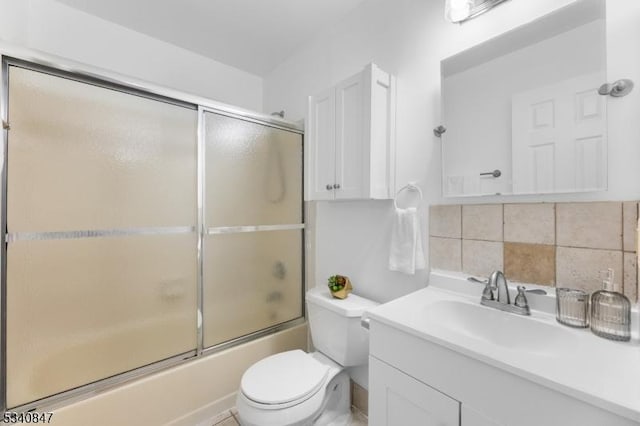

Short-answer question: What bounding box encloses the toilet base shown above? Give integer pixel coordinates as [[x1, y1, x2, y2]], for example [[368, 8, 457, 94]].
[[311, 371, 350, 425], [236, 368, 351, 426]]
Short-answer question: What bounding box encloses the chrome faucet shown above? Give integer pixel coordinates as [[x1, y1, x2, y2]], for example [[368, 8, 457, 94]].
[[475, 270, 530, 316], [489, 270, 510, 304]]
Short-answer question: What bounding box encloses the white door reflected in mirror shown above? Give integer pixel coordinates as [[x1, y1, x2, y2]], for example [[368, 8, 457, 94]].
[[441, 0, 607, 197], [512, 73, 607, 194]]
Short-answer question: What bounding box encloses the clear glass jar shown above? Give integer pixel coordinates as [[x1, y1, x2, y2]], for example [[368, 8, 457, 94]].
[[556, 288, 590, 328]]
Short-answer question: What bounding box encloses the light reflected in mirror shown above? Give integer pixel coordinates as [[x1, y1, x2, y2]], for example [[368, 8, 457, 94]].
[[441, 0, 606, 197]]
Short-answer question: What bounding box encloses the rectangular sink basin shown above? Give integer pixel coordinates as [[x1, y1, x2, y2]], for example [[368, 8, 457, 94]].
[[421, 299, 567, 355]]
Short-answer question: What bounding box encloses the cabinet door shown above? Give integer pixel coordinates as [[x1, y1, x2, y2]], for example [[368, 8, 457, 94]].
[[462, 406, 501, 426], [335, 72, 365, 199], [370, 357, 460, 426], [306, 88, 336, 200]]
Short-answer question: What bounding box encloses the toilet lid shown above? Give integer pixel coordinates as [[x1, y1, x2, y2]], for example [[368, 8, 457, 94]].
[[241, 350, 329, 405]]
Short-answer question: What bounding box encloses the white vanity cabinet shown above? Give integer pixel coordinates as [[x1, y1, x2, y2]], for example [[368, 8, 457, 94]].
[[305, 63, 396, 201], [369, 356, 460, 426], [368, 320, 639, 426]]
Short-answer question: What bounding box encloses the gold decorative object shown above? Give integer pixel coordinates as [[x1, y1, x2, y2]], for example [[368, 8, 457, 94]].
[[328, 275, 353, 299]]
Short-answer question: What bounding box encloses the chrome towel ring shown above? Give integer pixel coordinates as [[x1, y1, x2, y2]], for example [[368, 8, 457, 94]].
[[394, 182, 423, 209]]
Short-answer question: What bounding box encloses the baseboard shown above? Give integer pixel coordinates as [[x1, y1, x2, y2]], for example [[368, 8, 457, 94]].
[[167, 391, 237, 426]]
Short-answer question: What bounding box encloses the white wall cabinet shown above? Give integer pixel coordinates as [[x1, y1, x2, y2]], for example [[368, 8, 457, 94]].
[[306, 63, 396, 201]]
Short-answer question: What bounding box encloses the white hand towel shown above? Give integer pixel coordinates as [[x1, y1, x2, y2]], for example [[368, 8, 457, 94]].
[[388, 207, 425, 274]]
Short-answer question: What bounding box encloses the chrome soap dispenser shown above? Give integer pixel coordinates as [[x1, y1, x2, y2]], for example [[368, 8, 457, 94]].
[[590, 269, 631, 342]]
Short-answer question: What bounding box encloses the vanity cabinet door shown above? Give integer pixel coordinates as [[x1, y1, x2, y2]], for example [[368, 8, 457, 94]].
[[369, 356, 460, 426], [461, 406, 501, 426]]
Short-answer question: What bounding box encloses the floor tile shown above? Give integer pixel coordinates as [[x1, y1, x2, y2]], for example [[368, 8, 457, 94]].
[[213, 414, 239, 426], [349, 406, 368, 426]]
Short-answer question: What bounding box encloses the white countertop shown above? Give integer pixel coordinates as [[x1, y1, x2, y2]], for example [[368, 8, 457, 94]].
[[367, 271, 640, 423]]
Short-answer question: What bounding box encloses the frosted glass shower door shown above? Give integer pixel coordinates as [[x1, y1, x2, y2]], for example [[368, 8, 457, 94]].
[[203, 112, 303, 347], [5, 66, 198, 407]]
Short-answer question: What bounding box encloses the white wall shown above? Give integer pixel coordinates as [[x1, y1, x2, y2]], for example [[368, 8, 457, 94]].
[[0, 0, 263, 111], [264, 0, 640, 308], [0, 0, 28, 44]]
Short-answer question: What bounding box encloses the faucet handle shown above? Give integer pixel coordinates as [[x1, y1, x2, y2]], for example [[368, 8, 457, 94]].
[[481, 281, 495, 301], [514, 286, 529, 308]]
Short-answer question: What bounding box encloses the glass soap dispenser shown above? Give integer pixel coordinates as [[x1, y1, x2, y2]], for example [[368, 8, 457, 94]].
[[590, 268, 631, 342]]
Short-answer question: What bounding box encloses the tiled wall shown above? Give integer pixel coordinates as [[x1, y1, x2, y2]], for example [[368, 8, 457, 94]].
[[429, 202, 639, 302]]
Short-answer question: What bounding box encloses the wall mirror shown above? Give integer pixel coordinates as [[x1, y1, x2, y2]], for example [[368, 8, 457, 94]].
[[441, 0, 607, 197]]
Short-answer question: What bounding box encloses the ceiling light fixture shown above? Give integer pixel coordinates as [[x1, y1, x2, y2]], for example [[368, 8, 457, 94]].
[[445, 0, 510, 24]]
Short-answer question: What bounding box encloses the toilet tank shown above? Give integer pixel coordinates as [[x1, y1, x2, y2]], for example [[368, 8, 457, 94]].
[[306, 287, 379, 367]]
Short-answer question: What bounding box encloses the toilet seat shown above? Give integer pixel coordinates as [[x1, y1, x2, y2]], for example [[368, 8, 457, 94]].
[[240, 350, 330, 409]]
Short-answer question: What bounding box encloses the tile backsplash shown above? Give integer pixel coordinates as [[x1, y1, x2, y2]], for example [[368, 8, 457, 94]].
[[429, 202, 639, 302]]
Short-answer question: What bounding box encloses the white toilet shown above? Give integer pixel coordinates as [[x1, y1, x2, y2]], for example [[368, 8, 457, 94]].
[[236, 287, 378, 426]]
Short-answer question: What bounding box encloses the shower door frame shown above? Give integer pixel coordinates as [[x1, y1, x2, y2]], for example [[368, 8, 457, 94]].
[[0, 47, 306, 414]]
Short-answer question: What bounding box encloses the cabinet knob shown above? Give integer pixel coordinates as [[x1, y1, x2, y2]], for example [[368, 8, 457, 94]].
[[326, 184, 333, 191], [333, 183, 341, 189]]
